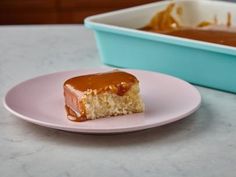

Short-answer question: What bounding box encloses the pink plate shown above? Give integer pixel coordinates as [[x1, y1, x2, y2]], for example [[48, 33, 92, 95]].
[[4, 68, 201, 133]]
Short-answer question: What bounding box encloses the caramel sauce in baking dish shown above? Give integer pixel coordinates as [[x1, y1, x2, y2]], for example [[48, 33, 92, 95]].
[[64, 70, 138, 96], [140, 3, 236, 47]]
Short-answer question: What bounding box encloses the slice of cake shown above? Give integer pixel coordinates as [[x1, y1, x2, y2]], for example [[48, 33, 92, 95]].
[[63, 70, 144, 122]]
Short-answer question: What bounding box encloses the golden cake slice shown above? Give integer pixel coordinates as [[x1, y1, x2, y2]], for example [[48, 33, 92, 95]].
[[63, 70, 144, 122]]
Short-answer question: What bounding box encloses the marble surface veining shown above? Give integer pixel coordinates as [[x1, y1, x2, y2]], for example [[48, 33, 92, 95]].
[[0, 25, 236, 177]]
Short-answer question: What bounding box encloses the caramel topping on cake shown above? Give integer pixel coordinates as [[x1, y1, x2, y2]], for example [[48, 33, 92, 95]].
[[64, 70, 138, 96]]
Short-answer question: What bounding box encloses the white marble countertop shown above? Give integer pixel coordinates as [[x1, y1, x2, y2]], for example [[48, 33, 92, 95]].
[[0, 25, 236, 177]]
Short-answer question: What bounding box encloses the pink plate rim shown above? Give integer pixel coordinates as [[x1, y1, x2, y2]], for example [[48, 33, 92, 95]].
[[3, 68, 201, 134]]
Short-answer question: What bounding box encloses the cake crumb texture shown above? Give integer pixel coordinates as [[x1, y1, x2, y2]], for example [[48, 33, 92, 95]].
[[82, 83, 144, 120]]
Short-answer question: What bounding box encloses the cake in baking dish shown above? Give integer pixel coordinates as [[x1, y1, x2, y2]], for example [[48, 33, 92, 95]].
[[63, 70, 144, 122]]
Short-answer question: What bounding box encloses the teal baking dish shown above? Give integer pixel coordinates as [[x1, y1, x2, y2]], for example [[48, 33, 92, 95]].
[[84, 0, 236, 93]]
